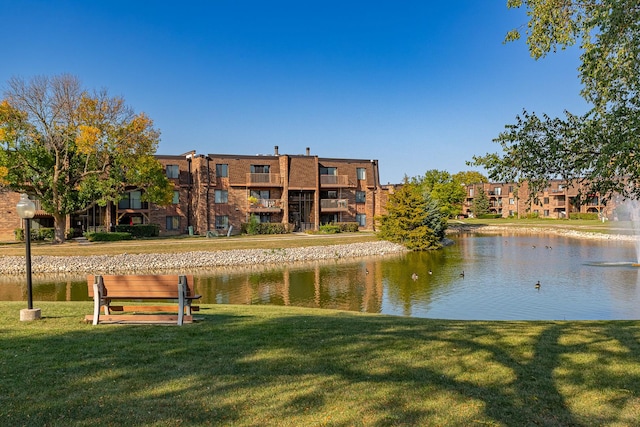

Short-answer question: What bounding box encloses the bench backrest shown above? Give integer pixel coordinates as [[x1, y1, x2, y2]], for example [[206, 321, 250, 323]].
[[87, 274, 196, 299]]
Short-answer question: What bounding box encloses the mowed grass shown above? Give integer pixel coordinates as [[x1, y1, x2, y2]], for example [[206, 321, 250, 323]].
[[1, 302, 639, 426], [0, 232, 380, 257]]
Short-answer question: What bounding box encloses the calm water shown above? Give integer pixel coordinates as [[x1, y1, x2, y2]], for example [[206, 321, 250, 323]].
[[3, 234, 640, 320]]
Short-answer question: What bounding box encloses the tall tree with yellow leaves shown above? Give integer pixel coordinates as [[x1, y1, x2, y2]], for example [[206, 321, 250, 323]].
[[0, 74, 173, 243]]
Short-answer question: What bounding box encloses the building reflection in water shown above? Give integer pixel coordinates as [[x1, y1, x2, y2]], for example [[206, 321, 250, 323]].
[[195, 258, 387, 314]]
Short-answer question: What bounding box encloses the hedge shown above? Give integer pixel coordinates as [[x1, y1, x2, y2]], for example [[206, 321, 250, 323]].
[[569, 212, 600, 220], [114, 224, 160, 238], [84, 232, 132, 242], [241, 222, 289, 235], [14, 227, 55, 242], [319, 224, 341, 234]]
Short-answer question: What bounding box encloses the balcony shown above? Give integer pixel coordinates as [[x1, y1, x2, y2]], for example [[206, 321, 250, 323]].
[[249, 198, 283, 212], [246, 173, 282, 187], [320, 199, 348, 212], [320, 174, 351, 187]]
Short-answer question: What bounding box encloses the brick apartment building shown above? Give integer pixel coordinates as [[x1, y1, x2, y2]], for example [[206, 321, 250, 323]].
[[462, 179, 610, 219], [0, 147, 390, 241]]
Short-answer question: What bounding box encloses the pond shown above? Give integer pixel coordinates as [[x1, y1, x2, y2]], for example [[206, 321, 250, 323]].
[[2, 234, 640, 320]]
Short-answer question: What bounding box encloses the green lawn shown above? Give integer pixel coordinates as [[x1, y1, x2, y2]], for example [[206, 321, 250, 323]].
[[0, 232, 380, 257], [1, 302, 639, 426]]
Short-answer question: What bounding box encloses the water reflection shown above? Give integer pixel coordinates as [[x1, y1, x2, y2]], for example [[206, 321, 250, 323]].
[[1, 235, 640, 320]]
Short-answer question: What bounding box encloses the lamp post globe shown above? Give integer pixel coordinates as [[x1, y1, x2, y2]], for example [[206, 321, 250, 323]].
[[16, 194, 40, 321]]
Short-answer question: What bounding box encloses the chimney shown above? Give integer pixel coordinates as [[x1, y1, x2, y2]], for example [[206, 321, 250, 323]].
[[306, 147, 310, 156], [274, 145, 279, 155]]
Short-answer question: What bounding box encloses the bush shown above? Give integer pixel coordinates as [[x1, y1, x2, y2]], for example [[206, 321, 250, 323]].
[[244, 215, 261, 235], [337, 222, 360, 232], [84, 232, 132, 242], [241, 220, 289, 235], [569, 212, 599, 220], [319, 224, 341, 234], [114, 224, 160, 238], [476, 214, 502, 219], [14, 227, 55, 241]]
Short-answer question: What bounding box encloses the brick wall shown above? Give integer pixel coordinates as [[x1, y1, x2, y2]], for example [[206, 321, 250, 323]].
[[0, 191, 21, 241]]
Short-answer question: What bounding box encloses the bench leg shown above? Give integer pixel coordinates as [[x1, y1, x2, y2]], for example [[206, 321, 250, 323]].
[[92, 283, 100, 326], [178, 282, 186, 326]]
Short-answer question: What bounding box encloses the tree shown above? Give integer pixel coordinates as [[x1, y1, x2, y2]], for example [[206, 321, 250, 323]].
[[472, 186, 490, 217], [452, 170, 488, 186], [377, 180, 447, 250], [472, 1, 640, 201], [0, 75, 173, 243], [416, 169, 466, 218]]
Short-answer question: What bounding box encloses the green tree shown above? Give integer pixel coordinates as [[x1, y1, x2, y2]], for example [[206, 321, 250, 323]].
[[377, 181, 447, 250], [452, 170, 487, 185], [0, 74, 173, 243], [472, 186, 490, 217], [472, 1, 640, 200], [417, 169, 466, 218]]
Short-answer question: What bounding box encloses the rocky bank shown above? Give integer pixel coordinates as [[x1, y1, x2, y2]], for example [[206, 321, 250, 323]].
[[0, 240, 407, 275]]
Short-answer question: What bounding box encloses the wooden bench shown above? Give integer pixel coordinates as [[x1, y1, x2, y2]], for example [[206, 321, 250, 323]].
[[85, 274, 201, 325]]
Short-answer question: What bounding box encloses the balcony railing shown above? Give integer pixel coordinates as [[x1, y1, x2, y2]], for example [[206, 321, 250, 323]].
[[249, 199, 283, 211], [246, 173, 282, 186], [320, 174, 350, 187], [320, 199, 348, 211]]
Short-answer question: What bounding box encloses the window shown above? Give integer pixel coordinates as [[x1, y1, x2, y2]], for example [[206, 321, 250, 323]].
[[166, 216, 180, 231], [508, 186, 514, 193], [216, 164, 228, 178], [258, 213, 271, 223], [250, 190, 270, 200], [509, 198, 515, 205], [544, 210, 550, 217], [469, 188, 474, 197], [543, 197, 549, 204], [166, 165, 179, 179], [321, 190, 337, 199], [118, 191, 144, 209], [215, 215, 228, 230], [215, 190, 228, 203], [320, 166, 337, 175], [356, 191, 366, 203], [494, 187, 502, 196], [250, 165, 270, 173], [172, 191, 179, 204], [356, 214, 366, 227], [356, 168, 366, 180]]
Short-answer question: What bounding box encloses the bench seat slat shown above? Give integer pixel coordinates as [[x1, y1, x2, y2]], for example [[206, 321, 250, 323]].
[[108, 305, 200, 312]]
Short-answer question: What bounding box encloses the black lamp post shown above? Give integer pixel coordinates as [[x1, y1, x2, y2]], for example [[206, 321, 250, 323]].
[[16, 194, 41, 321]]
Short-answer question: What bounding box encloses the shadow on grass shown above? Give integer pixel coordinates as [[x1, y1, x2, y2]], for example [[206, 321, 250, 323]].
[[1, 303, 639, 426]]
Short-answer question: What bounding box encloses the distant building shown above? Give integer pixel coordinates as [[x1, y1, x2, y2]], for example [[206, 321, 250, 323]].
[[462, 179, 610, 219], [0, 147, 390, 240]]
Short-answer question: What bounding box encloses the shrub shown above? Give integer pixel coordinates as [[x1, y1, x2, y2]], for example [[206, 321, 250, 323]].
[[84, 232, 132, 242], [338, 222, 360, 232], [114, 224, 160, 238], [569, 212, 599, 220], [244, 215, 261, 235], [241, 219, 289, 235], [14, 227, 55, 241], [319, 224, 341, 234]]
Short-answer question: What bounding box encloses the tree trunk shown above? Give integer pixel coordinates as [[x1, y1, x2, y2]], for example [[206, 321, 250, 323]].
[[105, 201, 113, 231], [53, 212, 67, 244]]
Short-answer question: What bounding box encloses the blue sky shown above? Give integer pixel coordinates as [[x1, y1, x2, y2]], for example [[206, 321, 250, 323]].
[[1, 1, 589, 184]]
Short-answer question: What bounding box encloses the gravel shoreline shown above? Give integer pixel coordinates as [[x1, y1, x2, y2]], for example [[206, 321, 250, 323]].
[[0, 241, 407, 276], [450, 224, 640, 242]]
